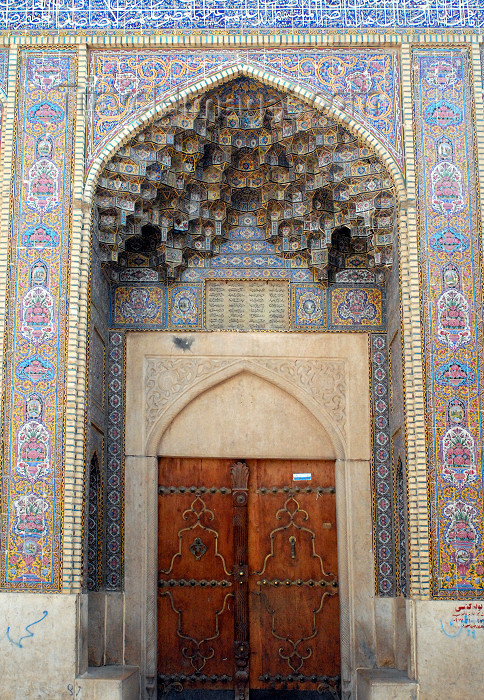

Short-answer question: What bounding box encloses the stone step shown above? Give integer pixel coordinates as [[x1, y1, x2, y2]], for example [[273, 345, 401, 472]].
[[357, 669, 419, 700], [76, 665, 139, 700]]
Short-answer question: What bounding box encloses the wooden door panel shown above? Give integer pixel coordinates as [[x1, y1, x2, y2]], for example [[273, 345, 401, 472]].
[[247, 459, 340, 697], [157, 590, 234, 679], [158, 458, 235, 694], [158, 458, 340, 699]]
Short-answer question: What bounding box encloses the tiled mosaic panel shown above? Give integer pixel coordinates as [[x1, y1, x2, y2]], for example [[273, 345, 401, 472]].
[[370, 334, 395, 596], [329, 287, 384, 331], [88, 50, 403, 172], [85, 424, 104, 589], [87, 455, 102, 591], [112, 282, 385, 332], [292, 284, 325, 329], [85, 238, 110, 588], [0, 51, 77, 590], [106, 330, 124, 590], [181, 225, 312, 284], [113, 286, 164, 327], [169, 285, 202, 328], [0, 50, 7, 96], [1, 0, 483, 30], [413, 49, 484, 598]]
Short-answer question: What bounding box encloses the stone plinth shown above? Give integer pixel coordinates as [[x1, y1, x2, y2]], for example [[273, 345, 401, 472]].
[[76, 666, 139, 700]]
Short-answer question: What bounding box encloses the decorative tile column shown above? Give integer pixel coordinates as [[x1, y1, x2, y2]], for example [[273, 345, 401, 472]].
[[0, 49, 78, 590], [370, 333, 396, 596], [412, 47, 484, 598]]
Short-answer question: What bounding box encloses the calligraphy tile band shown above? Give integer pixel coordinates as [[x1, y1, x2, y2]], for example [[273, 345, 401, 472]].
[[0, 0, 482, 30]]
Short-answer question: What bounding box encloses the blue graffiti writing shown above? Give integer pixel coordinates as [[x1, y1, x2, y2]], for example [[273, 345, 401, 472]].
[[5, 610, 48, 648], [441, 603, 484, 640], [440, 619, 463, 638]]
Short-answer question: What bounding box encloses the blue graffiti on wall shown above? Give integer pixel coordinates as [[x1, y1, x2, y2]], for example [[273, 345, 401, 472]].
[[4, 610, 48, 648]]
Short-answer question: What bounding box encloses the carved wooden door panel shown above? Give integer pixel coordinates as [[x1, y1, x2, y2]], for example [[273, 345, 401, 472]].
[[248, 459, 340, 700], [158, 458, 340, 700], [157, 458, 237, 698]]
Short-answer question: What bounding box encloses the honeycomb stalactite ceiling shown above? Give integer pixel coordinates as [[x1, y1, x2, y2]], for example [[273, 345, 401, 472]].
[[95, 78, 396, 284]]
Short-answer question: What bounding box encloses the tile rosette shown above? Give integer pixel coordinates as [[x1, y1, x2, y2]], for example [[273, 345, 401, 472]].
[[292, 284, 326, 329], [169, 284, 202, 328]]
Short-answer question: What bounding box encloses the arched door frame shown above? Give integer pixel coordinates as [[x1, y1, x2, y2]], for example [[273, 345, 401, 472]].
[[124, 331, 373, 700]]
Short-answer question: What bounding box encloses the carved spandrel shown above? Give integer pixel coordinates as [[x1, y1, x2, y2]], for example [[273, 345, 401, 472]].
[[145, 357, 347, 437]]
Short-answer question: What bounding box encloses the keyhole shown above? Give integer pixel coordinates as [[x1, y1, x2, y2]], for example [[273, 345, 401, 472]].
[[289, 535, 296, 559]]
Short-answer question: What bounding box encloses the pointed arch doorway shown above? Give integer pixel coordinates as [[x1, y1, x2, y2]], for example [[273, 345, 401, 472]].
[[124, 331, 373, 700], [153, 361, 344, 699]]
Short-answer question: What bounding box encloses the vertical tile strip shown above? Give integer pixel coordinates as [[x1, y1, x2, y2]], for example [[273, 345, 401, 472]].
[[105, 329, 125, 590], [370, 333, 395, 596], [0, 50, 77, 590], [412, 47, 484, 598]]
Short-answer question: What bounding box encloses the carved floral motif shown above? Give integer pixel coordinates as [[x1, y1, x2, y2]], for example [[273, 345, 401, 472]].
[[145, 357, 346, 437]]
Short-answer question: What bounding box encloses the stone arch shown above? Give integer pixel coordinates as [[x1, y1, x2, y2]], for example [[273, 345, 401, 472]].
[[145, 359, 346, 460], [83, 61, 406, 206]]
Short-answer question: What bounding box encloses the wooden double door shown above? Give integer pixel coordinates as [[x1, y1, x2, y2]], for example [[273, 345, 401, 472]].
[[157, 458, 340, 700]]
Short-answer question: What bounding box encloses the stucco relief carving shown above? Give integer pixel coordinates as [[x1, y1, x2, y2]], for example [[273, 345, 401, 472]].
[[145, 358, 237, 430], [145, 356, 346, 438], [255, 358, 346, 433]]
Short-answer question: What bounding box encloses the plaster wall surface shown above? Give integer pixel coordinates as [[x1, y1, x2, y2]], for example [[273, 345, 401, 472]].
[[88, 591, 124, 666], [0, 592, 87, 700], [160, 371, 336, 459], [412, 600, 484, 700], [126, 331, 370, 460]]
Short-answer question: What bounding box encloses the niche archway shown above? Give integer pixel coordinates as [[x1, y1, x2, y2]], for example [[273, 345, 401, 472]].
[[92, 77, 396, 287], [82, 70, 408, 699]]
